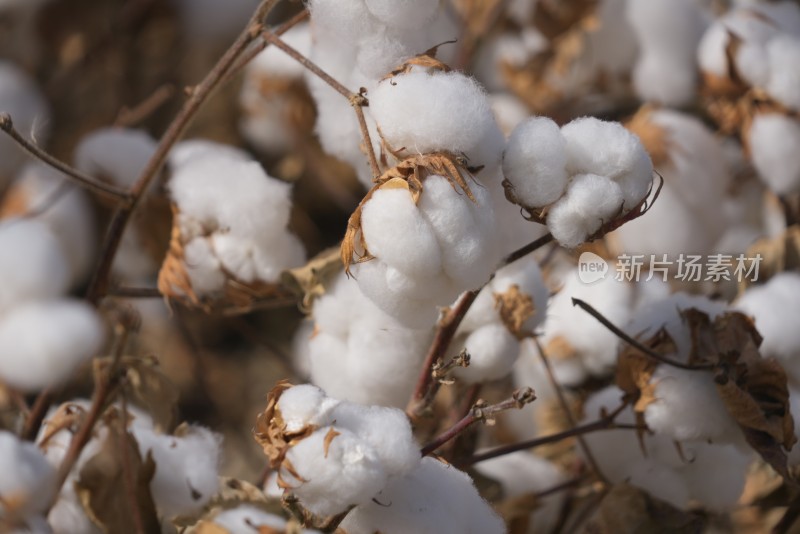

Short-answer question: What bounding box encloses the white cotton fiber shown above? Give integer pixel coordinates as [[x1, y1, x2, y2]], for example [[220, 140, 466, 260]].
[[276, 384, 339, 432], [0, 430, 56, 522], [340, 457, 504, 534], [309, 0, 376, 46], [0, 300, 104, 392], [181, 238, 225, 294], [736, 273, 800, 383], [502, 116, 569, 208], [9, 164, 96, 286], [169, 139, 250, 172], [364, 0, 440, 29], [452, 323, 520, 384], [369, 70, 503, 168], [547, 173, 624, 249], [73, 128, 157, 188], [212, 506, 289, 533], [766, 35, 800, 110], [132, 425, 221, 518], [249, 23, 311, 80], [748, 113, 800, 195], [0, 219, 70, 313], [0, 61, 49, 182]]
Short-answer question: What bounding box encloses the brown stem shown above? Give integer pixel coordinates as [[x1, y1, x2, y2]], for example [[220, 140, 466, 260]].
[[500, 232, 554, 268], [21, 389, 55, 441], [114, 84, 176, 128], [85, 0, 280, 306], [260, 31, 381, 180], [461, 402, 629, 467], [420, 388, 535, 457], [408, 290, 479, 417], [0, 113, 132, 204], [571, 298, 715, 371]]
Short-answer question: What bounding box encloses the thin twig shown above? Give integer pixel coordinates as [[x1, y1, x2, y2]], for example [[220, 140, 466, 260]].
[[420, 388, 535, 457], [500, 232, 555, 268], [114, 84, 176, 127], [260, 31, 381, 179], [571, 298, 715, 371], [407, 290, 479, 417], [462, 402, 630, 467], [21, 389, 55, 441], [85, 0, 281, 305], [0, 114, 132, 204]]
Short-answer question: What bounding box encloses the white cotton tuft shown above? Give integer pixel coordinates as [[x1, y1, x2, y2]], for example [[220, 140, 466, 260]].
[[452, 324, 520, 384], [73, 128, 157, 188], [169, 139, 251, 172], [364, 0, 440, 29], [277, 384, 339, 432], [547, 173, 624, 249], [0, 61, 49, 182], [0, 300, 105, 392], [132, 425, 221, 518], [0, 430, 57, 522], [502, 116, 569, 208], [212, 506, 289, 533], [748, 113, 800, 195], [340, 456, 505, 534], [0, 219, 70, 313], [309, 0, 375, 45], [766, 35, 800, 111], [369, 70, 503, 169]]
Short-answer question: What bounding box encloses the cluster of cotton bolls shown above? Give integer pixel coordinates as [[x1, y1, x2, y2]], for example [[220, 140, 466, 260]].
[[502, 115, 653, 249], [159, 143, 305, 302], [269, 384, 504, 533], [38, 402, 222, 532]]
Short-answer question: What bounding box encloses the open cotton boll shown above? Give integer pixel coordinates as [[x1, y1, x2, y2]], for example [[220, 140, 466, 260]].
[[309, 0, 376, 46], [0, 431, 56, 523], [547, 174, 624, 249], [0, 300, 104, 392], [736, 273, 800, 383], [502, 116, 569, 208], [7, 164, 96, 286], [341, 456, 504, 534], [0, 219, 70, 313], [452, 324, 520, 384], [168, 139, 251, 171], [73, 128, 157, 188], [0, 62, 49, 182], [369, 71, 503, 169], [766, 35, 800, 110], [276, 384, 339, 432], [283, 427, 387, 517], [631, 53, 699, 107], [364, 0, 440, 29], [749, 113, 800, 195], [132, 425, 221, 518], [679, 442, 753, 511]]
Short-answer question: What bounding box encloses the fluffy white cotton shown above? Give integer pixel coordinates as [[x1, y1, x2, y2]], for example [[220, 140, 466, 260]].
[[8, 164, 96, 286], [502, 116, 569, 208], [0, 62, 49, 182], [212, 506, 321, 533], [132, 425, 221, 518], [0, 431, 56, 523], [766, 35, 800, 110], [547, 173, 624, 249], [748, 113, 800, 195], [169, 139, 250, 171], [74, 128, 157, 188], [276, 384, 340, 432], [736, 273, 800, 383], [340, 457, 505, 534], [0, 300, 104, 392], [369, 70, 504, 169], [452, 323, 520, 384], [249, 23, 311, 79], [364, 0, 440, 29], [489, 93, 530, 135], [309, 0, 376, 45], [0, 219, 70, 314]]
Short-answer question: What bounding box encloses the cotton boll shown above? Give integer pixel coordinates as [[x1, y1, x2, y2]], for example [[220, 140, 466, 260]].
[[0, 431, 56, 522], [180, 238, 226, 295], [364, 0, 440, 29], [502, 116, 569, 208], [0, 300, 104, 392], [0, 62, 49, 182], [169, 139, 251, 171], [309, 0, 376, 46], [749, 113, 800, 195], [73, 128, 157, 188], [277, 384, 339, 432], [736, 273, 800, 383], [369, 71, 502, 167], [132, 425, 221, 518], [0, 219, 70, 313], [284, 427, 387, 517], [341, 457, 504, 534], [384, 264, 458, 303], [547, 174, 624, 249], [766, 35, 800, 110], [631, 52, 699, 107], [328, 402, 420, 476], [680, 442, 751, 511], [360, 187, 442, 278], [452, 324, 520, 384], [313, 273, 378, 338]]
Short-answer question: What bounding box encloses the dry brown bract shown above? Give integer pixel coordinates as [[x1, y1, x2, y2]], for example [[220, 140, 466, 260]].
[[493, 284, 535, 339], [341, 152, 479, 275]]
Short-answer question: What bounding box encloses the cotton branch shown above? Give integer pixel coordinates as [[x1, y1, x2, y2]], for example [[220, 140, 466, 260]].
[[420, 388, 536, 457], [0, 113, 132, 205], [571, 298, 715, 371], [85, 0, 281, 305]]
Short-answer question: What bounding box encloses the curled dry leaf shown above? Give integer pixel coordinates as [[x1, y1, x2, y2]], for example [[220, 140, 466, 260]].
[[341, 152, 479, 275], [493, 284, 535, 339], [381, 46, 452, 82], [280, 246, 343, 313], [253, 381, 314, 490]]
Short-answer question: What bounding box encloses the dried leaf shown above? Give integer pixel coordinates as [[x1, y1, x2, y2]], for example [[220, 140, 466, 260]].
[[121, 355, 179, 433], [280, 247, 343, 313], [75, 412, 161, 534], [493, 284, 535, 338]]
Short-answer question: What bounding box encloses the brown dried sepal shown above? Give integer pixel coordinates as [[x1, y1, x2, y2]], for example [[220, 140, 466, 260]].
[[253, 381, 315, 490], [341, 152, 478, 275], [493, 284, 535, 339], [381, 44, 452, 82], [281, 247, 343, 313], [624, 106, 672, 168]]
